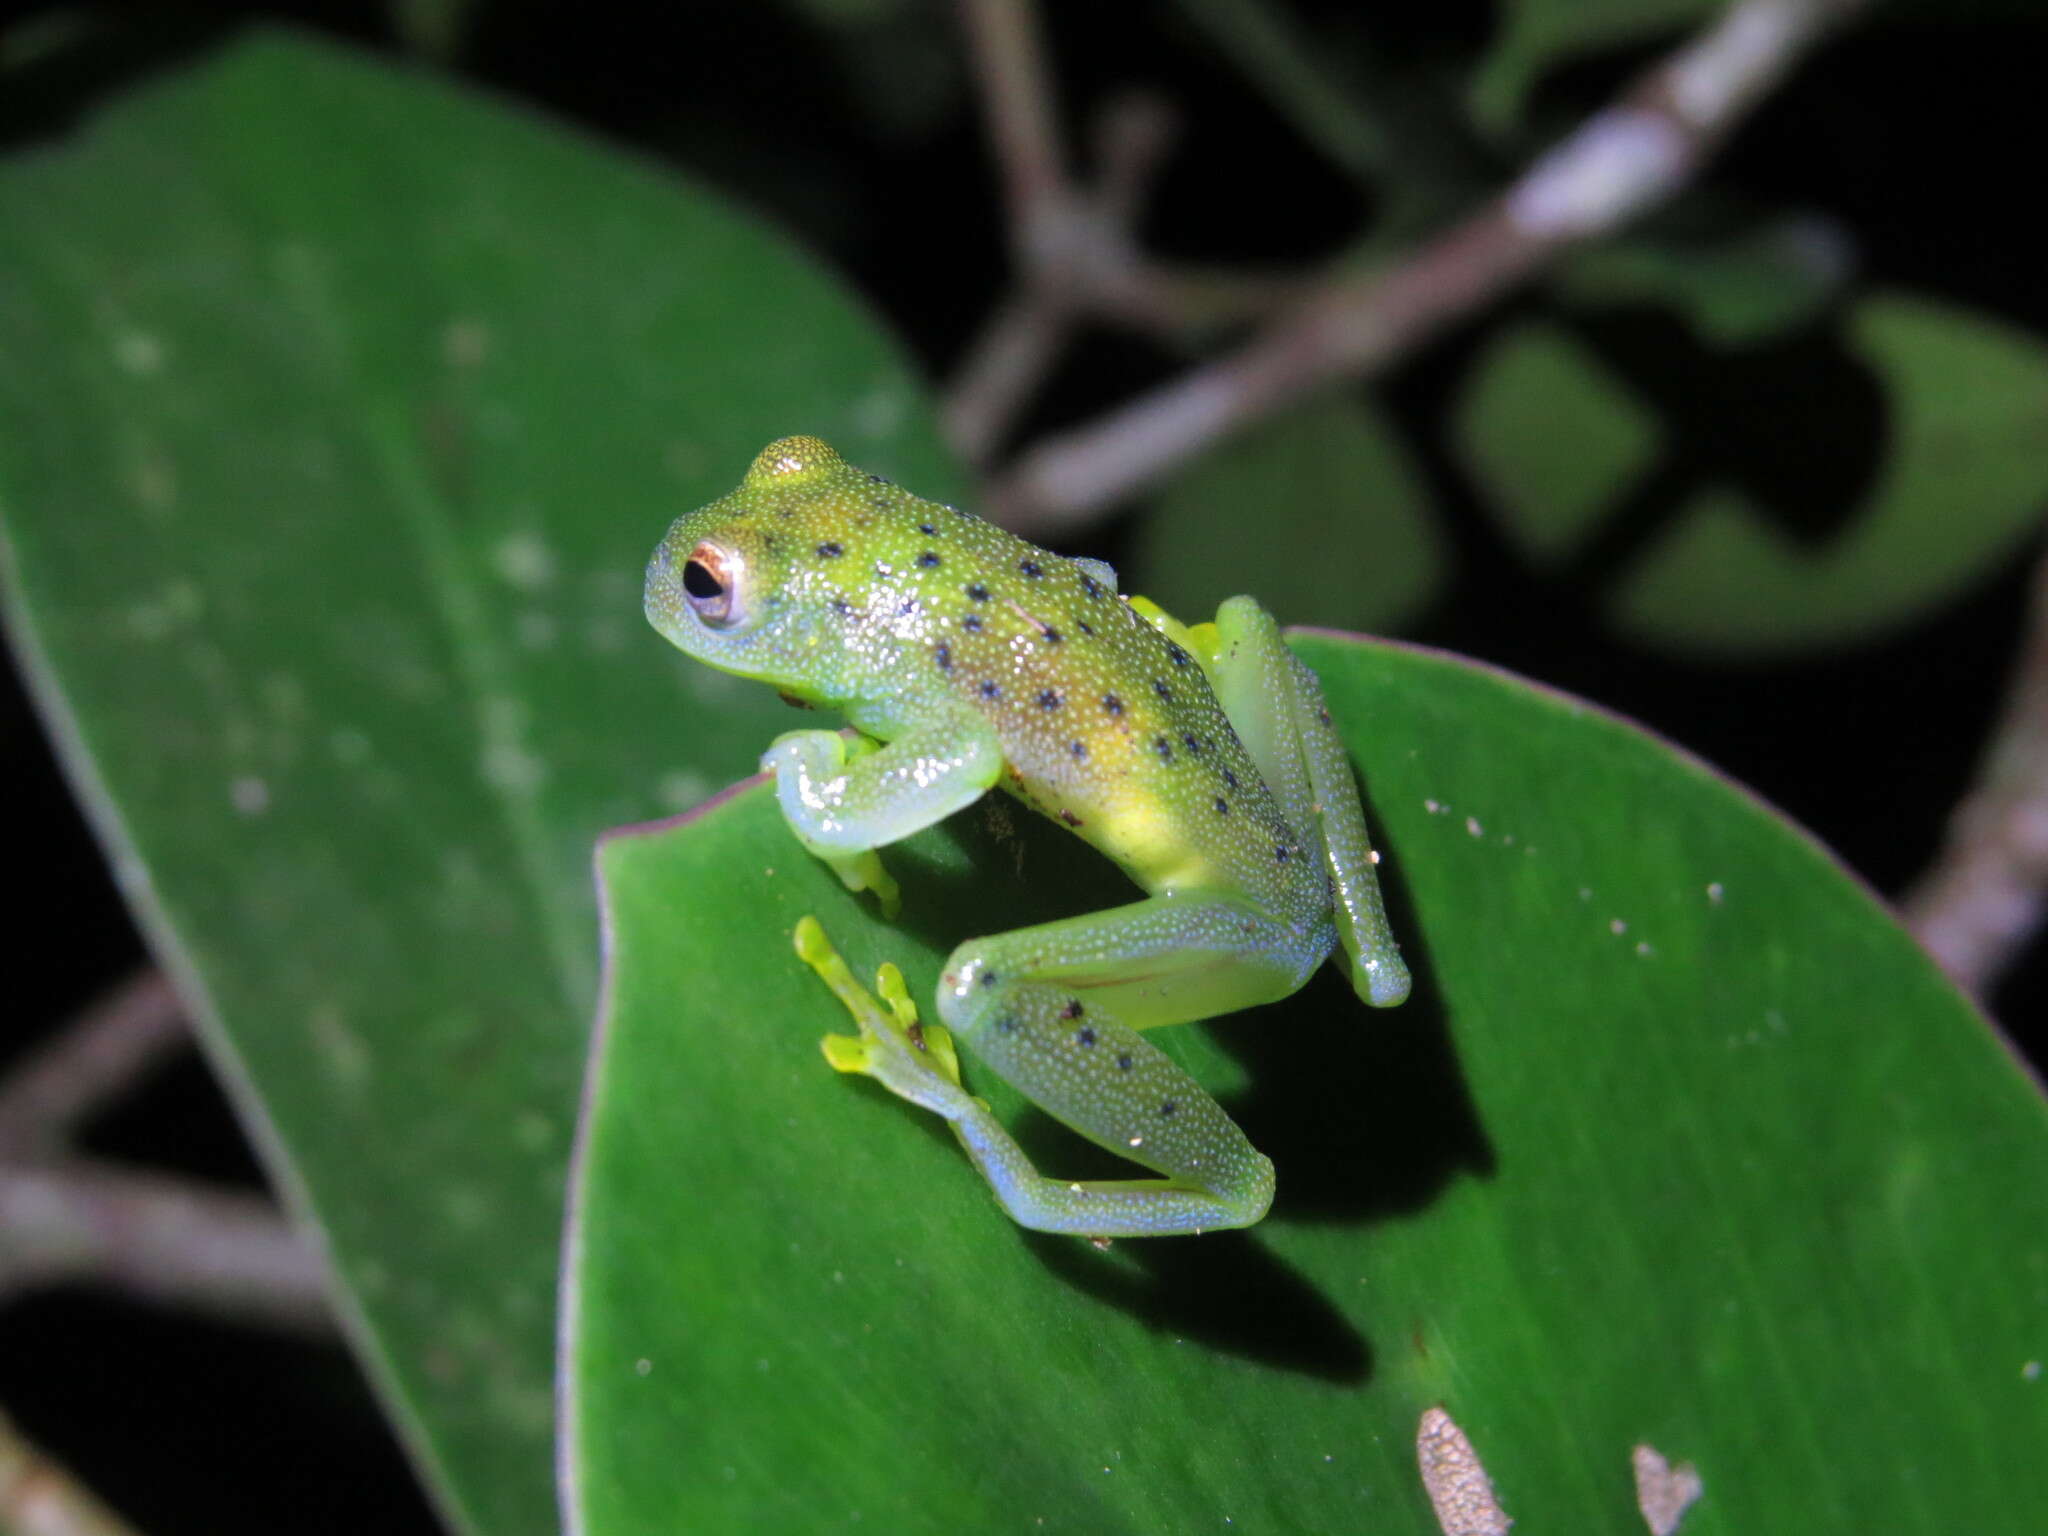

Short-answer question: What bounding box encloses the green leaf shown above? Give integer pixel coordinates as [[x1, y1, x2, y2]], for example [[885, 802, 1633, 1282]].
[[1553, 216, 1853, 349], [1612, 290, 2048, 652], [1470, 0, 1717, 136], [1456, 319, 1660, 567], [1133, 395, 1446, 634], [0, 32, 957, 1533], [567, 632, 2047, 1532]]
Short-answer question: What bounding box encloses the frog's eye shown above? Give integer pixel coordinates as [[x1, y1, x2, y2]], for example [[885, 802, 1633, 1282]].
[[682, 541, 744, 628]]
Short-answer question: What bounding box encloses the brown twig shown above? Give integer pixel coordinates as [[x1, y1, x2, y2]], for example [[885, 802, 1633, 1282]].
[[0, 1161, 332, 1332], [0, 971, 185, 1160], [0, 1407, 145, 1536], [1904, 541, 2048, 997], [986, 0, 1872, 535], [0, 970, 333, 1332], [945, 2, 1316, 466]]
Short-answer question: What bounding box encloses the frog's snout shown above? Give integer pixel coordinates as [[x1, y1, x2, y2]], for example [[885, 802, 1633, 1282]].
[[643, 538, 674, 600], [643, 536, 689, 637]]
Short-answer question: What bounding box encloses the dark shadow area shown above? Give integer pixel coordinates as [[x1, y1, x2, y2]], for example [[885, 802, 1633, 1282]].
[[0, 1291, 439, 1536], [1023, 1227, 1370, 1385], [1226, 824, 1495, 1224]]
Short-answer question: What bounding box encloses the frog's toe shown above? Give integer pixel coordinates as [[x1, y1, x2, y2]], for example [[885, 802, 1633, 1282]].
[[821, 849, 902, 918], [794, 918, 965, 1101], [819, 1028, 874, 1074]]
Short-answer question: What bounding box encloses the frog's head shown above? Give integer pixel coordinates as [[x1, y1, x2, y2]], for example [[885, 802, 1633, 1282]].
[[644, 436, 875, 699]]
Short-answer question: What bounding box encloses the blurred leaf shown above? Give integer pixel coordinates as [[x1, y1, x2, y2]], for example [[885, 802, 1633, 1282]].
[[1470, 0, 1716, 135], [1134, 395, 1445, 634], [1456, 319, 1660, 566], [1555, 215, 1855, 348], [566, 631, 2047, 1533], [781, 0, 963, 141], [1613, 290, 2048, 652], [0, 31, 957, 1533], [389, 0, 480, 60]]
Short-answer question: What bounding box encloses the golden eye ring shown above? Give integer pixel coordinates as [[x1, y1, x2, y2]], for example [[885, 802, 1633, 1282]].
[[682, 540, 743, 628]]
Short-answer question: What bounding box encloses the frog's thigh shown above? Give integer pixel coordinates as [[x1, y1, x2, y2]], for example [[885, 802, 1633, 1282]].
[[934, 894, 1315, 1237]]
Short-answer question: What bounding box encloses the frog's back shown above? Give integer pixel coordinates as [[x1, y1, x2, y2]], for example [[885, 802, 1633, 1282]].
[[733, 439, 1329, 929]]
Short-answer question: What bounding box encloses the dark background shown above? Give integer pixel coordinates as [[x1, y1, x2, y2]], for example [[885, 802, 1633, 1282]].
[[3, 2, 2043, 1530]]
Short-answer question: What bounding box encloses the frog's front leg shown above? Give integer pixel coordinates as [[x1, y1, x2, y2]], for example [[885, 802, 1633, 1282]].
[[913, 894, 1322, 1237], [762, 715, 1002, 914]]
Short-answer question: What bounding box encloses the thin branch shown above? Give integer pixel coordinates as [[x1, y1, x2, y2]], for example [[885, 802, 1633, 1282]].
[[0, 971, 185, 1160], [0, 1407, 145, 1536], [988, 0, 1871, 535], [0, 973, 333, 1332], [957, 0, 1068, 248], [0, 1161, 333, 1334], [946, 2, 1322, 466], [1903, 541, 2048, 995]]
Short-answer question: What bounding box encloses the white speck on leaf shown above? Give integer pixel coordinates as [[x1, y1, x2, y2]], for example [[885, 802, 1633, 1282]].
[[309, 1004, 370, 1092], [2023, 1360, 2041, 1382], [444, 1184, 490, 1230], [114, 329, 165, 375], [443, 317, 491, 368], [1631, 1443, 1702, 1535], [230, 775, 270, 816], [660, 771, 711, 810], [480, 695, 546, 795], [482, 740, 545, 794], [517, 611, 556, 650], [584, 613, 629, 654], [131, 456, 177, 512], [1465, 816, 1484, 838], [1610, 918, 1628, 935], [127, 579, 204, 641], [493, 532, 557, 592], [1707, 882, 1725, 904], [850, 384, 908, 439], [634, 1358, 653, 1377]]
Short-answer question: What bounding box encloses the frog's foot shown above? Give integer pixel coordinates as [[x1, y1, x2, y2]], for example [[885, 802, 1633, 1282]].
[[819, 849, 902, 920], [794, 917, 970, 1115]]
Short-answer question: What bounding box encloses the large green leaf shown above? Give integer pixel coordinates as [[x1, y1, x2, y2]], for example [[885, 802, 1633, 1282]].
[[1612, 291, 2048, 652], [1456, 319, 1660, 567], [1553, 216, 1852, 350], [0, 33, 958, 1532], [567, 632, 2047, 1532]]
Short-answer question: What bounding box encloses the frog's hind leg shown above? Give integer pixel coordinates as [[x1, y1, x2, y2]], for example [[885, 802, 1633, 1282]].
[[1211, 597, 1410, 1008], [927, 893, 1323, 1237]]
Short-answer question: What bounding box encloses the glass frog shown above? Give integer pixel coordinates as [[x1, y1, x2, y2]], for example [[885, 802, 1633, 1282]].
[[644, 437, 1409, 1237]]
